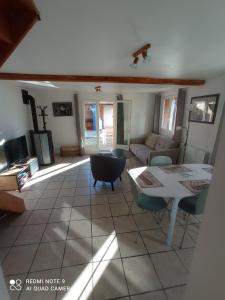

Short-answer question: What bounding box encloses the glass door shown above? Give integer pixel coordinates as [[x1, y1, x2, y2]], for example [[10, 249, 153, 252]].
[[98, 102, 114, 152], [83, 102, 98, 153], [115, 100, 132, 149], [83, 100, 131, 153]]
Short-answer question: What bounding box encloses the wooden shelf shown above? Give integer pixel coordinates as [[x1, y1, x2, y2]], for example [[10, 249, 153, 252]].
[[0, 157, 39, 192]]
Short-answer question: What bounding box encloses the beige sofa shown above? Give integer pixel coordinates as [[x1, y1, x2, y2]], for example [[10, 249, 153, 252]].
[[130, 133, 180, 165]]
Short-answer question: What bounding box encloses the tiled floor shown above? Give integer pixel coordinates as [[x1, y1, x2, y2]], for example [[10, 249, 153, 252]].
[[0, 156, 201, 300]]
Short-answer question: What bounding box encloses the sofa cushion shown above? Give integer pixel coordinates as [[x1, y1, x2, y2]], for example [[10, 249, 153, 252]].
[[155, 136, 178, 151], [145, 133, 159, 149], [130, 144, 151, 164]]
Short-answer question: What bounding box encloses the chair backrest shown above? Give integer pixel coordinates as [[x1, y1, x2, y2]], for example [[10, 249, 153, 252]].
[[150, 155, 172, 166], [128, 172, 166, 212], [195, 188, 209, 215], [90, 154, 126, 182]]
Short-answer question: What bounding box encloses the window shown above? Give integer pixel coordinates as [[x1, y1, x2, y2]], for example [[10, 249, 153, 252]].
[[161, 96, 177, 134]]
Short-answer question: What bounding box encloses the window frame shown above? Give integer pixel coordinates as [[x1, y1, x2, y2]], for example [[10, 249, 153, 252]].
[[160, 95, 177, 137]]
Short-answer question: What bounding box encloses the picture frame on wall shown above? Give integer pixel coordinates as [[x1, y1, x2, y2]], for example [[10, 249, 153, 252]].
[[189, 94, 219, 124], [52, 102, 73, 116]]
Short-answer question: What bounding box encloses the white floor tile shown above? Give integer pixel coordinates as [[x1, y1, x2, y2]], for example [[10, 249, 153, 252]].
[[63, 238, 92, 267], [54, 196, 74, 208], [151, 251, 188, 288], [15, 224, 46, 245], [141, 229, 171, 253], [49, 208, 71, 222], [110, 203, 130, 217], [131, 291, 166, 300], [93, 259, 129, 299], [91, 205, 111, 219], [42, 221, 69, 242], [165, 286, 186, 300], [35, 197, 56, 209], [70, 206, 91, 220], [113, 215, 138, 233], [3, 244, 38, 275], [117, 232, 147, 257], [123, 255, 161, 294], [92, 235, 120, 262], [31, 241, 65, 272], [67, 219, 92, 239], [92, 217, 115, 237]]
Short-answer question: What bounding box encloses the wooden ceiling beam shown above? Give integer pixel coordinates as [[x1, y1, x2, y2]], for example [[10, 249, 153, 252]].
[[0, 0, 40, 67], [0, 73, 205, 86]]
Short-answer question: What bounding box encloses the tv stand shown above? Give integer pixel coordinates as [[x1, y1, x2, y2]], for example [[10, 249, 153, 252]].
[[15, 158, 29, 165], [0, 157, 39, 192]]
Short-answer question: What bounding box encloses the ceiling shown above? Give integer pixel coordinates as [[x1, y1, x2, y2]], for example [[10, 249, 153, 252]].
[[2, 0, 225, 92]]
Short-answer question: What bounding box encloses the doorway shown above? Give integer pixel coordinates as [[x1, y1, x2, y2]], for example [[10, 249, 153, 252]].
[[83, 100, 131, 153], [99, 103, 114, 151]]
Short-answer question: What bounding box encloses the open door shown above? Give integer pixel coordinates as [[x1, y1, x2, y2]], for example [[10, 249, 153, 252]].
[[99, 102, 114, 152], [115, 100, 132, 149], [83, 102, 99, 153]]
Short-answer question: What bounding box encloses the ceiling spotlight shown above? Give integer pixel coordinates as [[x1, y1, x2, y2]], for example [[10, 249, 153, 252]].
[[129, 56, 139, 69], [142, 50, 151, 63], [129, 43, 151, 68], [95, 86, 101, 92]]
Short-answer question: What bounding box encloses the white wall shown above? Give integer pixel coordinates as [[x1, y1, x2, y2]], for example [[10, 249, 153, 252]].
[[14, 88, 154, 154], [184, 75, 225, 163], [183, 94, 225, 300], [124, 92, 155, 140], [78, 91, 155, 139], [30, 89, 78, 154], [0, 81, 30, 142]]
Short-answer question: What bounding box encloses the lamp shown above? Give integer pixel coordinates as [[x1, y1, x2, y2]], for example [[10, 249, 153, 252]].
[[129, 43, 151, 68], [142, 50, 151, 63], [178, 103, 197, 163]]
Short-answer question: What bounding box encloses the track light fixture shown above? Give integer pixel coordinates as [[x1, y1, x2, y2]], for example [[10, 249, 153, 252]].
[[129, 43, 151, 68]]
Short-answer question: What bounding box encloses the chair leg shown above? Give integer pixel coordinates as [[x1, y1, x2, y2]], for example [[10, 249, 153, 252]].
[[111, 182, 114, 191], [94, 180, 97, 187], [119, 176, 122, 181], [180, 213, 190, 249]]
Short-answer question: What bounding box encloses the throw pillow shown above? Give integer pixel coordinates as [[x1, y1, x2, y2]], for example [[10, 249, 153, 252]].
[[145, 133, 159, 149]]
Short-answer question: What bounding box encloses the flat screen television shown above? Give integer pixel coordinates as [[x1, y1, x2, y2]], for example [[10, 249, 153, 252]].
[[4, 135, 29, 165], [0, 140, 8, 172]]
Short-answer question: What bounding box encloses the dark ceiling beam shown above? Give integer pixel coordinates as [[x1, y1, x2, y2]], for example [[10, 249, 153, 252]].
[[0, 73, 205, 86]]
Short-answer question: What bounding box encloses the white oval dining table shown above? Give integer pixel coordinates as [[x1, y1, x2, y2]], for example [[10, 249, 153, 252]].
[[128, 164, 212, 247]]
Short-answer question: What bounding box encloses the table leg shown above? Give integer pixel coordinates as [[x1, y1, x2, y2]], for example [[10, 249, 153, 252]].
[[166, 198, 179, 247]]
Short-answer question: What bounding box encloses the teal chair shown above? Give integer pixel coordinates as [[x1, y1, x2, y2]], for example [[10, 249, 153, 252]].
[[128, 173, 167, 223], [150, 155, 172, 166], [178, 188, 208, 248]]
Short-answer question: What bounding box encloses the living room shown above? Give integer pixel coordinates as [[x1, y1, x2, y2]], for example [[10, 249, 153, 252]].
[[0, 1, 225, 300]]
